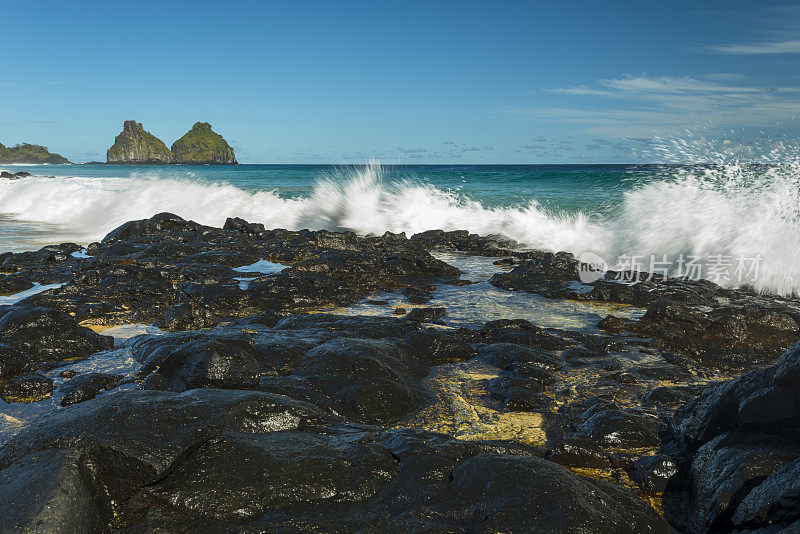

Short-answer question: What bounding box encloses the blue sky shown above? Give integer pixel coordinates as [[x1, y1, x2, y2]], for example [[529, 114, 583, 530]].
[[2, 0, 800, 163]]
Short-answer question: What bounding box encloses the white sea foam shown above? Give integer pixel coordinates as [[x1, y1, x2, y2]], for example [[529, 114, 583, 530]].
[[0, 282, 64, 305], [233, 259, 287, 275], [0, 160, 798, 295]]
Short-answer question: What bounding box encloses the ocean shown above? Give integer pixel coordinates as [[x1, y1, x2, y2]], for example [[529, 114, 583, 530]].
[[0, 161, 798, 295]]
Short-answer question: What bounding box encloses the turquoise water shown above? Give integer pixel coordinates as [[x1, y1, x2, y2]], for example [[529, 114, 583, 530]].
[[0, 162, 799, 295], [3, 163, 652, 213]]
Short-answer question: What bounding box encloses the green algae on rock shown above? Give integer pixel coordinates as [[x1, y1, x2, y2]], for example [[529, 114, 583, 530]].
[[106, 120, 173, 164], [0, 142, 70, 164], [171, 121, 237, 164]]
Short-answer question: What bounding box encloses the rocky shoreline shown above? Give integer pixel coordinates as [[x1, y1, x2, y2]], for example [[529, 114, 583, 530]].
[[0, 214, 798, 532]]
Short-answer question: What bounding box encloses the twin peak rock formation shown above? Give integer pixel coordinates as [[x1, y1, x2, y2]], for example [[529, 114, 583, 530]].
[[107, 120, 237, 164]]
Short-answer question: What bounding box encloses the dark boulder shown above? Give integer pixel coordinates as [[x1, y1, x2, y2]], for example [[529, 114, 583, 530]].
[[59, 372, 123, 406], [0, 171, 32, 179], [687, 432, 800, 533], [578, 409, 662, 449], [614, 299, 800, 372], [291, 248, 459, 285], [409, 229, 519, 256], [489, 251, 578, 295], [548, 408, 662, 469], [0, 274, 34, 296], [631, 454, 678, 494], [546, 437, 620, 468], [257, 376, 355, 419], [0, 342, 29, 379], [223, 216, 266, 234], [418, 453, 671, 533], [730, 457, 800, 528], [101, 212, 195, 243], [248, 269, 366, 310], [477, 341, 563, 371], [402, 286, 431, 304], [1, 371, 53, 401], [0, 306, 113, 363], [401, 328, 476, 366], [404, 306, 446, 323], [675, 341, 800, 450], [181, 249, 257, 266], [0, 449, 113, 534], [644, 384, 707, 410], [488, 375, 549, 411], [132, 333, 267, 391], [146, 424, 397, 522], [509, 362, 558, 385], [671, 341, 800, 532], [291, 338, 428, 425], [0, 389, 342, 532], [477, 319, 576, 350], [585, 280, 658, 307]]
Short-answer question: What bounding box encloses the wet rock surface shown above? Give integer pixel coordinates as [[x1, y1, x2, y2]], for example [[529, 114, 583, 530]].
[[0, 214, 798, 532], [667, 342, 800, 533], [0, 306, 113, 363], [59, 372, 123, 406], [0, 389, 670, 533], [493, 250, 800, 373], [1, 372, 53, 402]]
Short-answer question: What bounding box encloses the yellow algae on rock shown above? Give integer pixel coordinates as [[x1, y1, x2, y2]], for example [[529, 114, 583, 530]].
[[396, 359, 547, 446]]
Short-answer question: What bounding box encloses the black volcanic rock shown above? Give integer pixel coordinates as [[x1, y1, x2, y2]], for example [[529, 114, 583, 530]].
[[0, 371, 53, 401], [0, 343, 29, 379], [100, 212, 193, 243], [132, 332, 267, 392], [291, 338, 429, 425], [0, 389, 670, 533], [404, 306, 446, 323], [489, 251, 579, 296], [670, 341, 800, 532], [6, 213, 800, 532], [0, 306, 113, 364], [0, 171, 34, 179], [59, 372, 123, 406]]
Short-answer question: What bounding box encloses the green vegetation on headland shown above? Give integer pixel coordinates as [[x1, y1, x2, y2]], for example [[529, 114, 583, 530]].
[[106, 120, 237, 164], [171, 122, 237, 164], [0, 142, 71, 164]]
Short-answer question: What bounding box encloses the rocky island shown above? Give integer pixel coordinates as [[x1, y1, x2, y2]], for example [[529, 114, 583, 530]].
[[171, 122, 238, 164], [106, 120, 173, 164], [0, 215, 798, 532], [0, 142, 70, 164], [106, 120, 237, 164]]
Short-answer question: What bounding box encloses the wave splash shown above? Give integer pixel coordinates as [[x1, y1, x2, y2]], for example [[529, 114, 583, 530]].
[[1, 160, 799, 295]]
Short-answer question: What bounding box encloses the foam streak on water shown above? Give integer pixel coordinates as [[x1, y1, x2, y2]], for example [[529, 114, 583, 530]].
[[0, 160, 799, 295], [0, 283, 64, 305]]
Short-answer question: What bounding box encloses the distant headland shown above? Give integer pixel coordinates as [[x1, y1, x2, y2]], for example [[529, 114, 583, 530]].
[[0, 142, 71, 164], [107, 120, 237, 164]]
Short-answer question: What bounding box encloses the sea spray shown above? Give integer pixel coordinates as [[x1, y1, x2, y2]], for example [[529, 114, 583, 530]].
[[1, 160, 799, 295]]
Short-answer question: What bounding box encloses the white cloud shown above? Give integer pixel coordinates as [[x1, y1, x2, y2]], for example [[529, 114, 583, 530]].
[[524, 74, 800, 137], [704, 40, 800, 55], [600, 75, 762, 94], [546, 85, 616, 96]]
